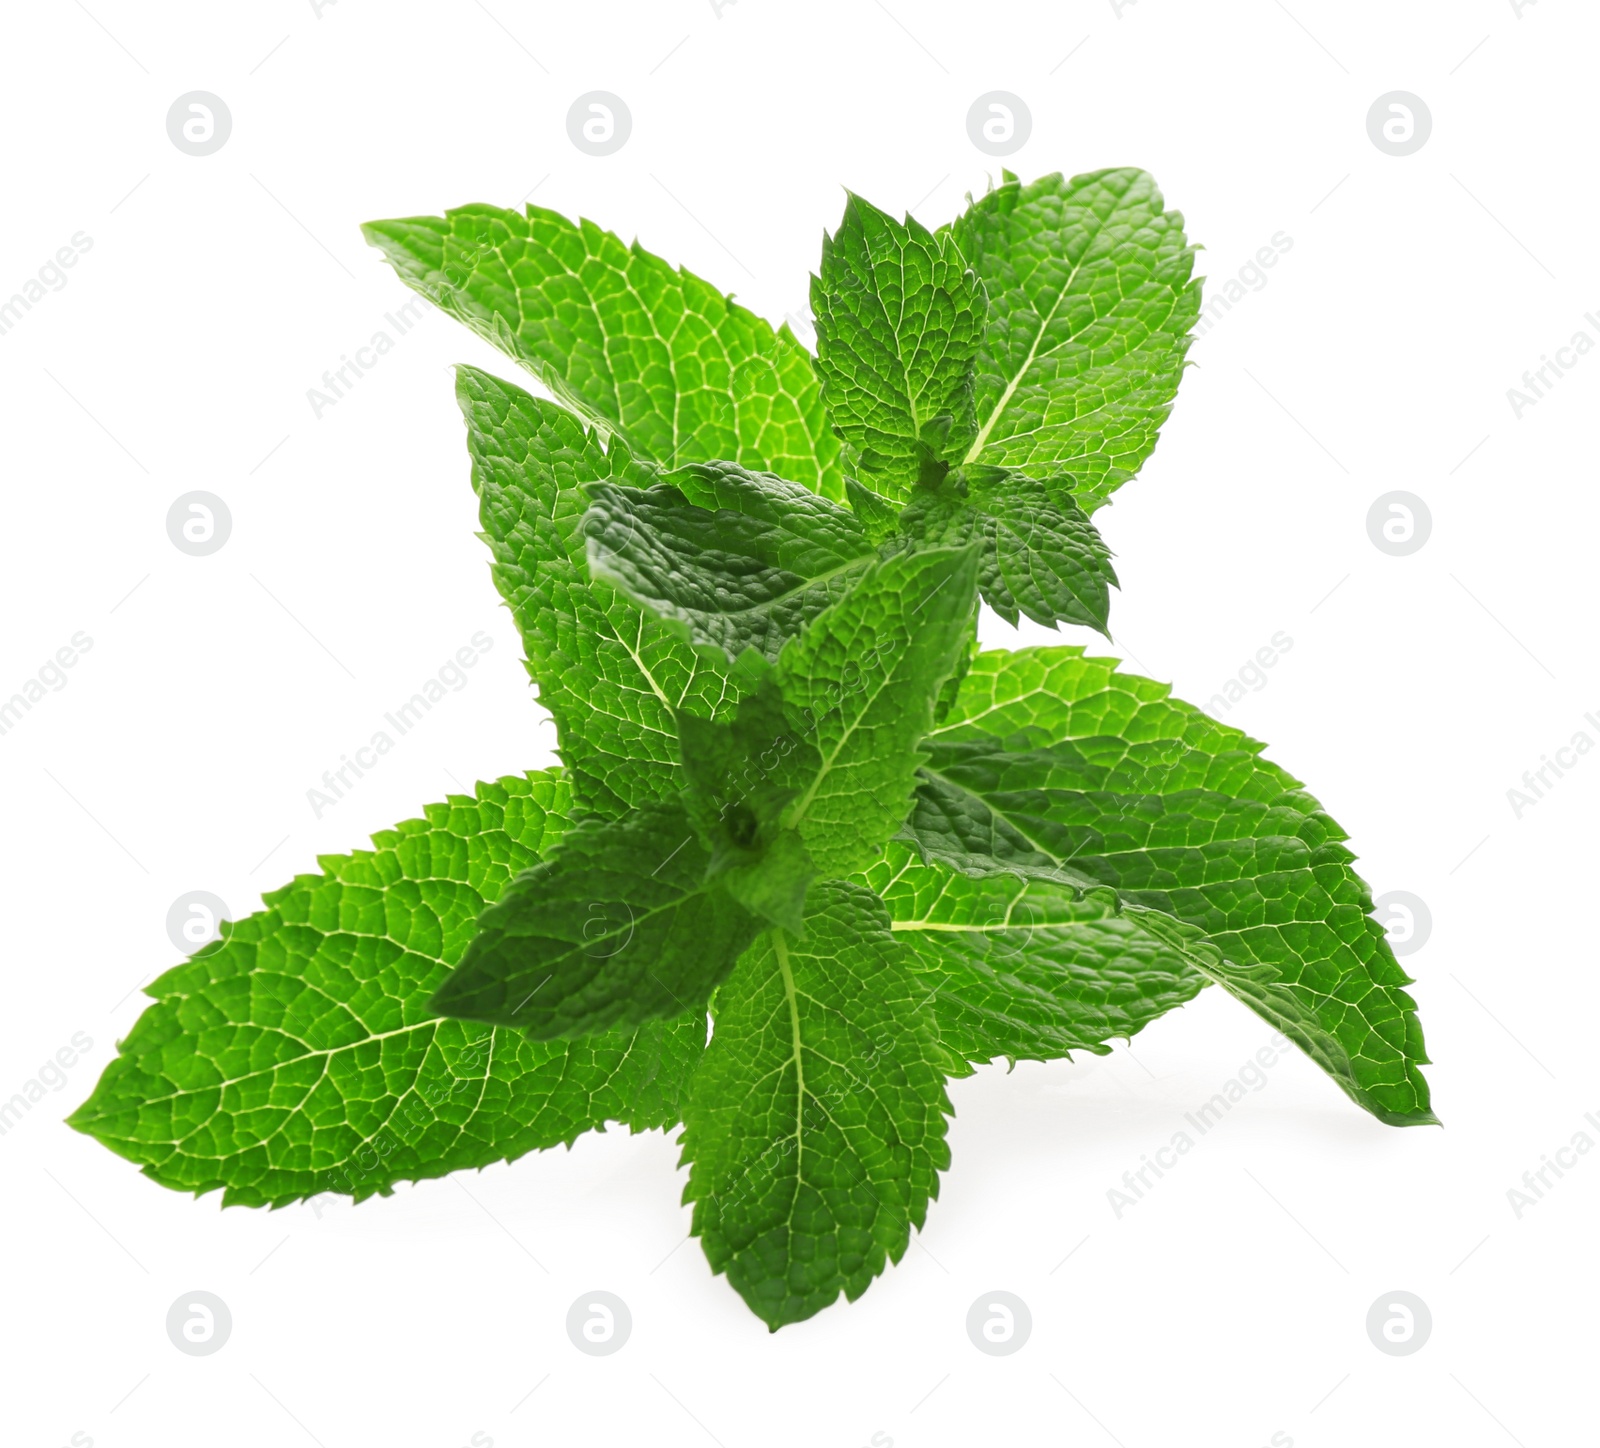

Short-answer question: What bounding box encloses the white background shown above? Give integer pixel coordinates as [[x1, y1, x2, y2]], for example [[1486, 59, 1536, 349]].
[[2, 1, 1594, 1444]]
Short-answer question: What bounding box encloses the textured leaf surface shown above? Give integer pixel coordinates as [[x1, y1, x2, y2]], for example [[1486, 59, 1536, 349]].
[[775, 544, 980, 875], [459, 365, 738, 815], [949, 169, 1199, 510], [69, 773, 706, 1207], [859, 843, 1204, 1065], [431, 801, 761, 1037], [812, 195, 983, 501], [680, 882, 953, 1329], [583, 460, 874, 664], [365, 204, 843, 496], [679, 545, 981, 899], [1121, 905, 1367, 1104], [899, 465, 1116, 631], [900, 647, 1435, 1125]]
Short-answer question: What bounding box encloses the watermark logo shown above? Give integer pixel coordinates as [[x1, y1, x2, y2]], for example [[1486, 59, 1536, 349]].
[[166, 92, 232, 157], [1366, 491, 1430, 557], [966, 93, 1031, 157], [0, 631, 95, 738], [166, 1291, 232, 1356], [307, 632, 495, 818], [1203, 631, 1294, 715], [1506, 1111, 1599, 1218], [566, 1291, 631, 1355], [1506, 316, 1600, 418], [1366, 92, 1431, 157], [0, 1032, 94, 1138], [965, 1291, 1031, 1355], [1365, 1291, 1431, 1356], [1373, 891, 1431, 957], [1506, 716, 1600, 818], [0, 232, 93, 338], [1195, 234, 1294, 338], [167, 492, 232, 557], [306, 299, 427, 418], [166, 892, 230, 957], [567, 93, 631, 157], [1108, 1034, 1292, 1218]]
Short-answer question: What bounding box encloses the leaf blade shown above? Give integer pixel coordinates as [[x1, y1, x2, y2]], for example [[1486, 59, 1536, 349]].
[[949, 169, 1199, 509], [364, 204, 843, 496], [582, 460, 875, 664], [900, 647, 1436, 1125], [430, 800, 762, 1037], [459, 364, 739, 814], [899, 465, 1117, 632], [679, 881, 953, 1329], [859, 843, 1205, 1065], [812, 194, 984, 501], [68, 773, 707, 1207]]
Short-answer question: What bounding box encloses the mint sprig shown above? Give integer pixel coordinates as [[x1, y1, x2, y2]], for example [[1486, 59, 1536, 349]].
[[73, 171, 1434, 1331]]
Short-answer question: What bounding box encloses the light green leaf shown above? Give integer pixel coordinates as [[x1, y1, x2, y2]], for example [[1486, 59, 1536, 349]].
[[812, 194, 984, 501], [900, 647, 1436, 1126], [459, 364, 739, 815], [1120, 906, 1366, 1103], [68, 773, 706, 1207], [363, 204, 843, 497], [948, 169, 1199, 510], [899, 465, 1117, 632], [772, 543, 981, 875], [431, 800, 762, 1037], [582, 460, 875, 664], [679, 881, 954, 1330], [858, 843, 1204, 1065], [677, 545, 981, 921]]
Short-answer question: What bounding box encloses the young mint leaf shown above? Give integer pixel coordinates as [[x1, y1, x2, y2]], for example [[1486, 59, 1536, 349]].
[[459, 364, 738, 815], [68, 773, 706, 1207], [900, 647, 1435, 1126], [430, 800, 762, 1037], [812, 194, 984, 502], [859, 843, 1205, 1065], [843, 477, 902, 545], [899, 465, 1117, 632], [363, 204, 844, 496], [679, 881, 954, 1330], [582, 460, 875, 664], [675, 544, 982, 929], [772, 543, 980, 874], [678, 680, 820, 935], [948, 169, 1199, 510]]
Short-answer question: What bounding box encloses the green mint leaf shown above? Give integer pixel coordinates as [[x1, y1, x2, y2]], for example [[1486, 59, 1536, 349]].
[[899, 465, 1117, 632], [949, 169, 1199, 510], [430, 800, 762, 1036], [1118, 906, 1373, 1115], [859, 843, 1204, 1065], [678, 680, 819, 935], [582, 460, 875, 664], [843, 477, 902, 545], [772, 543, 981, 873], [459, 364, 737, 814], [68, 773, 706, 1207], [679, 882, 953, 1329], [901, 647, 1435, 1126], [933, 596, 981, 727], [812, 194, 984, 501], [678, 544, 982, 924], [364, 204, 843, 496]]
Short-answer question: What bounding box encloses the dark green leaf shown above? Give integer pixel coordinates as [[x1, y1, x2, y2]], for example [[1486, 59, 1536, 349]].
[[431, 801, 762, 1037]]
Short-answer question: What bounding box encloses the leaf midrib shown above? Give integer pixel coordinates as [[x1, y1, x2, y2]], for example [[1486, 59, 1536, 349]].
[[962, 195, 1121, 464]]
